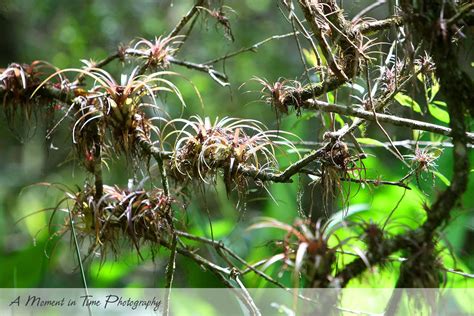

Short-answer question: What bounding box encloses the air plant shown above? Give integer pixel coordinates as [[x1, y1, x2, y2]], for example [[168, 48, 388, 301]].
[[248, 218, 343, 288], [198, 5, 236, 41], [415, 52, 436, 77], [378, 59, 405, 94], [34, 65, 185, 160], [252, 77, 304, 118], [404, 145, 442, 187], [132, 36, 182, 69], [63, 183, 173, 260], [162, 115, 298, 193]]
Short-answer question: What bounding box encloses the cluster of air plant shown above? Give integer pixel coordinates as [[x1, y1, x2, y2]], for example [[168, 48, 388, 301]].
[[163, 115, 298, 193], [405, 145, 442, 186], [64, 183, 172, 260], [198, 5, 236, 41], [318, 139, 364, 211], [250, 218, 340, 288], [415, 52, 436, 77], [252, 77, 304, 118], [132, 36, 182, 69], [0, 61, 60, 129], [36, 66, 184, 161], [379, 59, 405, 94]]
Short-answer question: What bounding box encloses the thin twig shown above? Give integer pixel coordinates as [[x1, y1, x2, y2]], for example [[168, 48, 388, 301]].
[[233, 274, 261, 316], [175, 230, 320, 304], [304, 99, 474, 143], [204, 32, 298, 65], [295, 140, 472, 149], [356, 16, 404, 34], [300, 168, 411, 189], [168, 57, 229, 86], [443, 268, 474, 278]]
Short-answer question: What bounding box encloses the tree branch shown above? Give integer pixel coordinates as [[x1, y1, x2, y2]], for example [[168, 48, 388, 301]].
[[304, 99, 474, 143]]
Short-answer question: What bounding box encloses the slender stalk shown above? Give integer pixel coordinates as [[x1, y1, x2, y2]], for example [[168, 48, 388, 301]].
[[204, 32, 297, 65], [163, 234, 177, 316], [68, 210, 92, 316]]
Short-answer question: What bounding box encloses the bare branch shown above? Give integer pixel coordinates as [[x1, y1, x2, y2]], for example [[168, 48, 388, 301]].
[[304, 100, 474, 143], [204, 32, 298, 65]]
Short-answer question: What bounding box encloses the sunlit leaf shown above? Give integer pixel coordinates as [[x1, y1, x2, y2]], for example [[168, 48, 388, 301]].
[[432, 171, 451, 186], [303, 48, 317, 67], [395, 93, 422, 113], [334, 113, 345, 128], [428, 102, 450, 123], [326, 91, 335, 103]]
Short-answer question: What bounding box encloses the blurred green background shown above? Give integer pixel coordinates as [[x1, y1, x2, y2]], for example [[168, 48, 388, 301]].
[[0, 0, 472, 290]]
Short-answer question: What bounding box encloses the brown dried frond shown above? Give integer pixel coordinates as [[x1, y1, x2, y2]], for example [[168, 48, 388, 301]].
[[65, 183, 173, 259]]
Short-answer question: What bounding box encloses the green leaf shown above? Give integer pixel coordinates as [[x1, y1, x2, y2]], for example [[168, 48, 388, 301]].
[[334, 113, 345, 128], [292, 111, 317, 128], [326, 91, 335, 103], [428, 102, 450, 123], [395, 93, 422, 113], [432, 100, 447, 107], [356, 137, 386, 147], [356, 137, 393, 153], [433, 171, 451, 186], [428, 76, 440, 101], [189, 219, 234, 240]]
